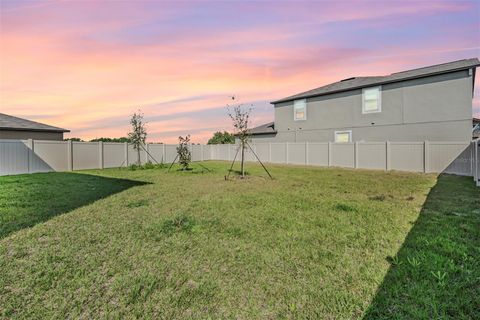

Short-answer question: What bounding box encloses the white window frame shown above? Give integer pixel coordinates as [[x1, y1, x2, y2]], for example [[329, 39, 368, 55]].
[[293, 99, 307, 121], [334, 130, 352, 143], [362, 86, 382, 114]]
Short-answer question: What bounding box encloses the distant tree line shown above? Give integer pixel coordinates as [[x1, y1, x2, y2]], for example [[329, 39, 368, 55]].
[[207, 131, 235, 144], [64, 137, 132, 143]]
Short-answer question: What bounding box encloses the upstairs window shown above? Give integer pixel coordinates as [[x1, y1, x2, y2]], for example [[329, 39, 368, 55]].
[[294, 99, 306, 121], [335, 130, 352, 143], [362, 86, 381, 113]]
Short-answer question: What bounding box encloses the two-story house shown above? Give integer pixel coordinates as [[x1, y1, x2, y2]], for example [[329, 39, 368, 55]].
[[248, 58, 479, 143]]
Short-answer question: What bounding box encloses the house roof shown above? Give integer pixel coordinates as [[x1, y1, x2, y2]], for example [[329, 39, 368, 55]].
[[0, 113, 70, 133], [474, 118, 480, 139], [272, 58, 480, 104], [248, 122, 276, 136]]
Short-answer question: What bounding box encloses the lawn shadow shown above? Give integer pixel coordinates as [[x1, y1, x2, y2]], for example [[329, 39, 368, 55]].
[[363, 174, 480, 319], [0, 172, 148, 239]]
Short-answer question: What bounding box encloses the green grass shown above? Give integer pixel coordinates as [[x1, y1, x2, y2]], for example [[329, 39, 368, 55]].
[[0, 162, 478, 319]]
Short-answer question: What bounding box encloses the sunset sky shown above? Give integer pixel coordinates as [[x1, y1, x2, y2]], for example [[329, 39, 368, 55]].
[[1, 0, 479, 143]]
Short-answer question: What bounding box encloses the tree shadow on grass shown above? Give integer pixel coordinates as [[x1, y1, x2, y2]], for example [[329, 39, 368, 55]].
[[0, 172, 148, 239], [363, 174, 480, 319]]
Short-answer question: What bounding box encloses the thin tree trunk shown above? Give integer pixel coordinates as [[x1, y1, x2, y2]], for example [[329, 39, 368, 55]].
[[241, 141, 245, 177], [137, 147, 141, 165]]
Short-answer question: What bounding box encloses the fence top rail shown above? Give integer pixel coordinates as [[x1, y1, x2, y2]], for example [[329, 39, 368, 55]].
[[33, 140, 68, 145], [72, 141, 99, 145], [0, 139, 28, 143], [331, 142, 354, 146], [103, 142, 126, 146], [427, 141, 472, 145], [389, 141, 424, 145]]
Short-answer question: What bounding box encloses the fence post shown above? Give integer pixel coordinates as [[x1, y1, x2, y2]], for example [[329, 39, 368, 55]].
[[269, 142, 272, 163], [27, 139, 34, 173], [328, 142, 332, 167], [475, 140, 479, 186], [305, 141, 308, 165], [386, 141, 390, 171], [124, 142, 128, 167], [201, 144, 204, 161], [354, 142, 359, 169], [68, 140, 73, 171], [424, 140, 429, 173], [99, 141, 104, 169], [286, 142, 289, 164], [145, 143, 149, 163]]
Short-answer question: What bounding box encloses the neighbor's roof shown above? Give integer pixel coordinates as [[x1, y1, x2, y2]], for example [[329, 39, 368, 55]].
[[473, 125, 480, 139], [272, 58, 480, 104], [0, 113, 70, 133], [474, 118, 480, 139], [247, 122, 276, 135]]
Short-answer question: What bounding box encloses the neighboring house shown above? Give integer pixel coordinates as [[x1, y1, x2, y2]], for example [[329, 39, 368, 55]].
[[474, 117, 480, 139], [0, 113, 69, 140], [249, 58, 479, 143]]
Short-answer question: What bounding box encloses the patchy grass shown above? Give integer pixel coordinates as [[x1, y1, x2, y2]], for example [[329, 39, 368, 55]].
[[0, 162, 478, 319]]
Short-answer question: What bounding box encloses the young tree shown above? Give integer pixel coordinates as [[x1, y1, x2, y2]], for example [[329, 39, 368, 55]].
[[177, 135, 192, 170], [207, 131, 235, 145], [228, 103, 252, 178], [128, 111, 147, 165]]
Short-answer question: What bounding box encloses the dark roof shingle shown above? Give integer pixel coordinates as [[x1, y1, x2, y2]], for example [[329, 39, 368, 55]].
[[0, 113, 69, 133], [248, 122, 276, 135], [272, 58, 480, 104]]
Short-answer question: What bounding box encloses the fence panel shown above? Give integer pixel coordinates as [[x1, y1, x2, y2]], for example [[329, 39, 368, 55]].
[[191, 145, 202, 161], [307, 142, 328, 166], [73, 142, 99, 170], [288, 143, 306, 165], [253, 143, 269, 162], [146, 144, 164, 164], [164, 144, 177, 164], [331, 143, 354, 168], [389, 142, 424, 172], [432, 142, 472, 176], [33, 140, 69, 172], [0, 140, 29, 175], [104, 143, 126, 168], [357, 142, 386, 170], [270, 143, 286, 163]]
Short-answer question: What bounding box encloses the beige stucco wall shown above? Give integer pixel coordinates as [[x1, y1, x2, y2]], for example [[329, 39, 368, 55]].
[[0, 130, 64, 141]]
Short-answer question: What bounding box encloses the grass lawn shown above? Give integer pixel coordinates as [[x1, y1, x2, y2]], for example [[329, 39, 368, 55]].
[[0, 162, 478, 319]]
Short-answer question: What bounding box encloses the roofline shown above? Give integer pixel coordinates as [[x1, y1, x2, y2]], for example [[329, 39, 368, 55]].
[[0, 127, 70, 133], [271, 63, 480, 104]]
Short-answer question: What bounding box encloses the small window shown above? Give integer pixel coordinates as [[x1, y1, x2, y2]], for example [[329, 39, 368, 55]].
[[294, 99, 306, 121], [335, 130, 352, 143], [362, 86, 381, 113]]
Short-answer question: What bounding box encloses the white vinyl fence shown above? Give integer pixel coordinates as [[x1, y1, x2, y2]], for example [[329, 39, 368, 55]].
[[0, 139, 479, 185]]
